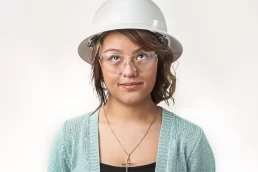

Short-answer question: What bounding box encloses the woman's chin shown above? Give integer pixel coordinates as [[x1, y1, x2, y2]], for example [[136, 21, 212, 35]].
[[118, 95, 150, 106], [108, 90, 152, 106]]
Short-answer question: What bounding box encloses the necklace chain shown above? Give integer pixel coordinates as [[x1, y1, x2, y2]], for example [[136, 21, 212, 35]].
[[103, 106, 159, 167]]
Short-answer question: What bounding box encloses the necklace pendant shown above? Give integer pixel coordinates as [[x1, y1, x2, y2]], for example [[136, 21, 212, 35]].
[[122, 156, 134, 172], [122, 159, 130, 172], [122, 158, 132, 166]]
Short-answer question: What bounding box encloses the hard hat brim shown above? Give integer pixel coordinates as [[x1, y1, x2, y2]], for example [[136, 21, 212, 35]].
[[78, 25, 183, 64]]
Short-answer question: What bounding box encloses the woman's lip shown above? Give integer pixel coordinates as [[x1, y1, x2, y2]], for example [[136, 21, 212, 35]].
[[119, 83, 142, 89], [120, 82, 142, 86]]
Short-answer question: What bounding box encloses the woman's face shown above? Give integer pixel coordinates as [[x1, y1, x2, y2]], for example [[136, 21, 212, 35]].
[[99, 31, 158, 105]]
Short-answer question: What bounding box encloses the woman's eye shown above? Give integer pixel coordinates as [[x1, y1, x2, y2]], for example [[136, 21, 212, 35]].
[[136, 53, 146, 60], [109, 55, 120, 61]]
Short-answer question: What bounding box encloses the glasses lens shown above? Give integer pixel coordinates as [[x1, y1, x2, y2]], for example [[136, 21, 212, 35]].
[[99, 51, 157, 74]]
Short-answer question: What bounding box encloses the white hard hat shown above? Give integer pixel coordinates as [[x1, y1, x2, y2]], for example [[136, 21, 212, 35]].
[[78, 0, 183, 64]]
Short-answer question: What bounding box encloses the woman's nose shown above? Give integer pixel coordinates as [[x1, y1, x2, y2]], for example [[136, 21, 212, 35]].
[[122, 61, 138, 77]]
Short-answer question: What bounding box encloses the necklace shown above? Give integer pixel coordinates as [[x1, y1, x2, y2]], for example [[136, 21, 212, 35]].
[[103, 106, 159, 172]]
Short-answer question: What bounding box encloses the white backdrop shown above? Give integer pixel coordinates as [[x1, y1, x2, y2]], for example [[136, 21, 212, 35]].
[[0, 0, 257, 171]]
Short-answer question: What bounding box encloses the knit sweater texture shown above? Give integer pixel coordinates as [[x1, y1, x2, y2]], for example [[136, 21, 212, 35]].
[[48, 107, 216, 172]]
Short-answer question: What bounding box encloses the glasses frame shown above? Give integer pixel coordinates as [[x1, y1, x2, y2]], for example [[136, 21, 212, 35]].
[[98, 51, 158, 75]]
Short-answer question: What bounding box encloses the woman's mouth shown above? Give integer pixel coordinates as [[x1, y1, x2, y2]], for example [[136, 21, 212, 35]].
[[119, 82, 143, 90]]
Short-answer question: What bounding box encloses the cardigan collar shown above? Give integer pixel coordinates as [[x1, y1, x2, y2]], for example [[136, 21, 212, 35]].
[[87, 106, 173, 172]]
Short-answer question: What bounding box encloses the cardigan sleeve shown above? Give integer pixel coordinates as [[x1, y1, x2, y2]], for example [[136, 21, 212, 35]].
[[48, 122, 71, 172], [187, 128, 216, 172]]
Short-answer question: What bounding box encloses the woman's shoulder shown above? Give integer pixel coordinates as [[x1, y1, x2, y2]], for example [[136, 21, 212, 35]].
[[58, 110, 98, 138], [161, 107, 205, 139], [65, 110, 95, 124], [161, 107, 215, 170], [161, 107, 212, 157]]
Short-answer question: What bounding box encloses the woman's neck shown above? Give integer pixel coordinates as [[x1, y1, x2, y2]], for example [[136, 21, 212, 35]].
[[102, 97, 159, 124]]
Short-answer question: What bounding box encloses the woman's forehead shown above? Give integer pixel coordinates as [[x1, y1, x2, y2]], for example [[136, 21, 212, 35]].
[[101, 31, 142, 53]]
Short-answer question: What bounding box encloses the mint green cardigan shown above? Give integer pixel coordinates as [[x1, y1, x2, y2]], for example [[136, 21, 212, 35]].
[[48, 107, 216, 172]]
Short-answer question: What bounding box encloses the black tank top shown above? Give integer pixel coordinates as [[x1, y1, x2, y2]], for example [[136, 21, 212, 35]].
[[100, 162, 156, 172]]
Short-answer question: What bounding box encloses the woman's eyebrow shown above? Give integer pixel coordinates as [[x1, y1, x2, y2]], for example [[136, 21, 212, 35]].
[[132, 48, 144, 54], [103, 48, 122, 53], [103, 48, 143, 54]]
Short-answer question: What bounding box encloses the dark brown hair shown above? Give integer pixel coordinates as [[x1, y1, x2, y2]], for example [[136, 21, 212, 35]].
[[90, 29, 177, 111]]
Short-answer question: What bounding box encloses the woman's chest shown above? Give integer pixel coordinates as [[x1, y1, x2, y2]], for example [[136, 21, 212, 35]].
[[98, 123, 160, 167]]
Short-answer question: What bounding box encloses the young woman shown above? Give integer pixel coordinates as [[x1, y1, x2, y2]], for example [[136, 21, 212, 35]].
[[48, 0, 216, 172]]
